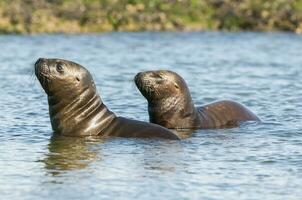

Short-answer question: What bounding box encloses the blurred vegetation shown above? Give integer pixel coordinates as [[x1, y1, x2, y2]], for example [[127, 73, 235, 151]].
[[0, 0, 301, 34]]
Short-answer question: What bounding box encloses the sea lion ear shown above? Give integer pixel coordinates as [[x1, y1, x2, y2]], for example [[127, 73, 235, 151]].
[[174, 83, 179, 89], [76, 76, 80, 82]]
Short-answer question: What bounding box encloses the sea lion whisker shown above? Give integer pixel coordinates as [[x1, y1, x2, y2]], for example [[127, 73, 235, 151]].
[[142, 81, 156, 96], [154, 88, 160, 96], [29, 69, 38, 87], [29, 69, 35, 80], [147, 87, 154, 96], [46, 65, 51, 92], [43, 76, 47, 91], [136, 80, 142, 90]]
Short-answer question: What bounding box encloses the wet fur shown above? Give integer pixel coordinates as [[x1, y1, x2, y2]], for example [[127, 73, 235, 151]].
[[135, 70, 260, 129]]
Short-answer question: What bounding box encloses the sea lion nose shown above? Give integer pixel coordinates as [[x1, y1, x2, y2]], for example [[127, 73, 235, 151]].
[[134, 72, 142, 82], [35, 58, 46, 66]]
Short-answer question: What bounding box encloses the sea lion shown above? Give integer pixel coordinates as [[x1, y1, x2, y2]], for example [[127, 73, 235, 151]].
[[134, 70, 260, 129], [34, 58, 179, 140]]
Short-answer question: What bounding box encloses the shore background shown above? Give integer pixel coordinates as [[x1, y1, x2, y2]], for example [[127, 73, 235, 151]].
[[0, 0, 301, 34]]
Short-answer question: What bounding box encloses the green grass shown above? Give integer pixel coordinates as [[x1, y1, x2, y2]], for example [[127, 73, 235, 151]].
[[0, 0, 301, 34]]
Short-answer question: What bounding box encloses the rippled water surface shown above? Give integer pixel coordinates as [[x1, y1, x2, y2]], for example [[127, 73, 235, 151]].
[[0, 32, 302, 200]]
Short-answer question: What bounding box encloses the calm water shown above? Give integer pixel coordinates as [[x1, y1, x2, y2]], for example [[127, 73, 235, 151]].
[[0, 32, 302, 200]]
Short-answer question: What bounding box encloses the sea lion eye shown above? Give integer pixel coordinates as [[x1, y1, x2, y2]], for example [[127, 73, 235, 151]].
[[157, 73, 164, 78], [155, 77, 164, 84], [56, 63, 64, 73], [155, 73, 164, 81]]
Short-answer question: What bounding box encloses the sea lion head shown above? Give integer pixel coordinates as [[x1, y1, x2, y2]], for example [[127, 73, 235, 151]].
[[35, 58, 95, 96], [135, 70, 197, 128], [134, 70, 190, 102], [34, 58, 108, 136]]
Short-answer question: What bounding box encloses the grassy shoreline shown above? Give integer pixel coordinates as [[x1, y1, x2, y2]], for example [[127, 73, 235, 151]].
[[0, 0, 301, 34]]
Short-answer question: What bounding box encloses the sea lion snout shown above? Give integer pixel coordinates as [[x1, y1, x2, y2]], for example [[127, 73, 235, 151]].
[[134, 71, 160, 85], [134, 72, 149, 89], [134, 71, 153, 85], [134, 71, 153, 80], [134, 72, 143, 83], [35, 58, 46, 66], [35, 58, 52, 94], [34, 58, 50, 77]]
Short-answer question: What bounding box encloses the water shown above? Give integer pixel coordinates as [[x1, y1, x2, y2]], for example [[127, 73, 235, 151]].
[[0, 32, 302, 200]]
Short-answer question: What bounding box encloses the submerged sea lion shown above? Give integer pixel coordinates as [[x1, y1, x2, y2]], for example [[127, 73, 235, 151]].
[[35, 58, 179, 140], [134, 70, 260, 129]]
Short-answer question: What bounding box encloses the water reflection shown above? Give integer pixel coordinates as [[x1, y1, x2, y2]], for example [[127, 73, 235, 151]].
[[173, 129, 195, 139], [141, 141, 184, 172], [43, 135, 102, 175], [1, 33, 302, 199]]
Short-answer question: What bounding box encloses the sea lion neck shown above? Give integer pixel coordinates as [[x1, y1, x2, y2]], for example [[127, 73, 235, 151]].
[[47, 85, 116, 136], [148, 94, 198, 128]]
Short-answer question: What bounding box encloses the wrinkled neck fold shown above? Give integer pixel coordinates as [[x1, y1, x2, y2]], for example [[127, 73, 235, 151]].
[[48, 86, 116, 136], [148, 94, 197, 122]]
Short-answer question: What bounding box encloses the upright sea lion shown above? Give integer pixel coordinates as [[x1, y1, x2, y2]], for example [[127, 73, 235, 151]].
[[134, 70, 260, 129], [35, 58, 179, 140]]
